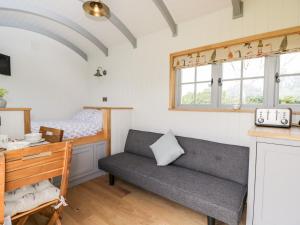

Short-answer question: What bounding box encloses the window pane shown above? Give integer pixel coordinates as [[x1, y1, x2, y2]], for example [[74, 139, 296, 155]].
[[279, 76, 300, 104], [181, 84, 195, 104], [181, 67, 195, 83], [243, 57, 265, 78], [196, 65, 212, 82], [222, 61, 241, 79], [280, 52, 300, 75], [243, 78, 264, 104], [221, 80, 241, 104], [195, 83, 211, 104]]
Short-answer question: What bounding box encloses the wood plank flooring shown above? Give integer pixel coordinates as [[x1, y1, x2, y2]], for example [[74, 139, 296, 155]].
[[28, 175, 247, 225]]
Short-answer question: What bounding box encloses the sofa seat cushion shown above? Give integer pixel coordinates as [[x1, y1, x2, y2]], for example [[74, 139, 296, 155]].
[[98, 153, 246, 225], [151, 165, 247, 225]]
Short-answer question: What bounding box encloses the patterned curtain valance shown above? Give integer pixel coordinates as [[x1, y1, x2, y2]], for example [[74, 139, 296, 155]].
[[173, 33, 300, 69]]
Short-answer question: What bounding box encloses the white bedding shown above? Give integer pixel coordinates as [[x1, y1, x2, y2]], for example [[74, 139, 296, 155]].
[[31, 109, 103, 139]]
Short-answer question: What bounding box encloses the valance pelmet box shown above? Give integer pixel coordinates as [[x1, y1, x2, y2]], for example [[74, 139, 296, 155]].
[[172, 27, 300, 69]]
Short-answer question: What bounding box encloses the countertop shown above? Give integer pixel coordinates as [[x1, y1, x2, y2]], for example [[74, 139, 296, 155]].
[[248, 126, 300, 141]]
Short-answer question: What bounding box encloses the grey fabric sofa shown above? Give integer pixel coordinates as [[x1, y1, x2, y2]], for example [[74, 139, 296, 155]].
[[98, 130, 249, 225]]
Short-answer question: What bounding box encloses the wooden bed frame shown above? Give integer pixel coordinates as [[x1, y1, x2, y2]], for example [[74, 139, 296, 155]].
[[65, 108, 111, 156]]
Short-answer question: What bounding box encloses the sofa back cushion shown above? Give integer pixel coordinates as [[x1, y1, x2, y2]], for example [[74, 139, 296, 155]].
[[124, 129, 249, 185], [125, 130, 161, 159]]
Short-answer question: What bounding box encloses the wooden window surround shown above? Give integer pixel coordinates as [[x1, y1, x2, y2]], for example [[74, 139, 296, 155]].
[[169, 26, 300, 114]]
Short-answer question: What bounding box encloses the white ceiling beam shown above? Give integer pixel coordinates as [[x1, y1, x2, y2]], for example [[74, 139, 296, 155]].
[[152, 0, 177, 37], [0, 20, 88, 61], [79, 0, 137, 48], [232, 0, 243, 19], [0, 0, 109, 56]]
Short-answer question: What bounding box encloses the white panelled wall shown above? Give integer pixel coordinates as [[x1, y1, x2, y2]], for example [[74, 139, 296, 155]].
[[87, 0, 300, 148], [0, 27, 89, 120], [0, 0, 299, 148]]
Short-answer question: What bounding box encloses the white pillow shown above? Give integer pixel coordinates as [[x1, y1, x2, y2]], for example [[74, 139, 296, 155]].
[[150, 131, 184, 166], [72, 109, 103, 126]]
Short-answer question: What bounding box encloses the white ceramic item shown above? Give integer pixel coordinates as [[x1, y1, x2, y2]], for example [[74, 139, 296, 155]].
[[233, 104, 241, 110], [24, 133, 42, 142], [0, 134, 9, 148], [6, 141, 30, 151]]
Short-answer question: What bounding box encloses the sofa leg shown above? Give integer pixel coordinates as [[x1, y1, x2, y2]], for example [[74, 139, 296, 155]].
[[207, 216, 215, 225], [109, 174, 115, 186]]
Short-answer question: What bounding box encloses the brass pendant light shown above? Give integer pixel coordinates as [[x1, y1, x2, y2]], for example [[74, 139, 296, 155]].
[[83, 1, 110, 17]]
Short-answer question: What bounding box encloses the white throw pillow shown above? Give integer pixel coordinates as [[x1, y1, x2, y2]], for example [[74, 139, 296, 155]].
[[150, 131, 184, 166]]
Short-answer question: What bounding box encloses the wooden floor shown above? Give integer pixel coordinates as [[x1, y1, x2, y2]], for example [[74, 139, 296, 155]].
[[28, 175, 246, 225]]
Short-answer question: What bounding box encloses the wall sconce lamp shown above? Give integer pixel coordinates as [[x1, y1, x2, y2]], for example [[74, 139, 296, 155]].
[[94, 66, 107, 77]]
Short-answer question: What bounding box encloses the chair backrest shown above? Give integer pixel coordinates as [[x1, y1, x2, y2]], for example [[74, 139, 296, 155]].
[[0, 142, 72, 224], [39, 126, 64, 143], [1, 142, 72, 192]]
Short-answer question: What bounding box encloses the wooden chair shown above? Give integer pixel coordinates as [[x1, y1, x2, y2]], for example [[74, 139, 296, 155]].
[[0, 141, 72, 225], [39, 126, 64, 143]]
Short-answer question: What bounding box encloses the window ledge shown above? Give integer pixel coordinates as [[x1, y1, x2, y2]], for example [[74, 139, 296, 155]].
[[169, 108, 300, 115], [168, 108, 254, 113]]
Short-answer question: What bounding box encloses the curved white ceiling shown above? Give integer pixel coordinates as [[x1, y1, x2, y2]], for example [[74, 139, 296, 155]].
[[0, 0, 231, 59]]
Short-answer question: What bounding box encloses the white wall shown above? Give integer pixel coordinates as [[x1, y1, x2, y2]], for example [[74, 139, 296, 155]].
[[0, 27, 89, 120], [87, 0, 300, 147]]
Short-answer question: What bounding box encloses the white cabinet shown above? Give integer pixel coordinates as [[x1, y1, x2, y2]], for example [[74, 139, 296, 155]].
[[0, 108, 31, 139], [247, 127, 300, 225]]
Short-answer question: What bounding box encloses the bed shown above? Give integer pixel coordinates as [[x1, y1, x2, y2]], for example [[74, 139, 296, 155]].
[[31, 109, 103, 139], [31, 108, 111, 154]]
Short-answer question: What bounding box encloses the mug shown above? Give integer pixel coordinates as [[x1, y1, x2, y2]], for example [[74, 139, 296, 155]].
[[0, 134, 9, 148]]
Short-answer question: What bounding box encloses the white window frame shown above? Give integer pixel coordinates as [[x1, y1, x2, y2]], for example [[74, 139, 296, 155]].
[[176, 66, 217, 109], [273, 53, 300, 111]]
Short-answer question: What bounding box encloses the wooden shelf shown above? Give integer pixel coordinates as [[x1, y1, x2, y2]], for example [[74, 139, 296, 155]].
[[248, 126, 300, 141], [0, 108, 31, 111]]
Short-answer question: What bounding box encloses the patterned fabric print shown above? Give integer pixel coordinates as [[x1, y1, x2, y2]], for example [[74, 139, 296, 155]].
[[4, 180, 60, 217], [173, 33, 300, 69], [31, 109, 103, 139], [31, 120, 102, 139], [72, 109, 103, 126]]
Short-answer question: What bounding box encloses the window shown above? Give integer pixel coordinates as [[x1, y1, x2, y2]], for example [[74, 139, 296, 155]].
[[221, 58, 265, 106], [179, 65, 212, 106], [276, 52, 300, 106], [177, 57, 266, 109], [175, 53, 300, 111], [170, 27, 300, 112]]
